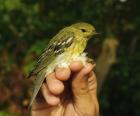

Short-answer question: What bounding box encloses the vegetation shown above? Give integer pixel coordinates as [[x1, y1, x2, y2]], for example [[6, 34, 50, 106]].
[[0, 0, 139, 115]]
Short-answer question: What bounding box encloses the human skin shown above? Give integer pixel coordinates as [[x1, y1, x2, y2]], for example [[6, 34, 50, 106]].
[[31, 61, 99, 116]]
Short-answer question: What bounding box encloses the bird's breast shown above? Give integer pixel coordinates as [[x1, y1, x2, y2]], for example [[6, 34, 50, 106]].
[[45, 38, 87, 75]]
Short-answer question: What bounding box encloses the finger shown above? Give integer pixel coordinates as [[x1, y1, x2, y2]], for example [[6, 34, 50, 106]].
[[69, 61, 83, 72], [41, 83, 60, 106], [88, 72, 99, 115], [46, 73, 64, 95], [88, 72, 97, 96], [55, 68, 71, 81]]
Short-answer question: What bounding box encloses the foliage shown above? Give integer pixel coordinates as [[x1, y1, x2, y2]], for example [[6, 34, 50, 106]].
[[0, 0, 139, 115]]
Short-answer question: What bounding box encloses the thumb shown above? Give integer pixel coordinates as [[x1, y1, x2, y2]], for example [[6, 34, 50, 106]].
[[71, 63, 94, 96], [71, 63, 96, 114]]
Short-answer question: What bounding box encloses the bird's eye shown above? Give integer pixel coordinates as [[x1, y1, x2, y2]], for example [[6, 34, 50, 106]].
[[81, 29, 86, 32]]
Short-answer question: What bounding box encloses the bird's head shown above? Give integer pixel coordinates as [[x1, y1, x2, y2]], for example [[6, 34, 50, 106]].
[[70, 22, 99, 39]]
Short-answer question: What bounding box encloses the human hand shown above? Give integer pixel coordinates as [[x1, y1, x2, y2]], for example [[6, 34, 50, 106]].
[[31, 61, 99, 116]]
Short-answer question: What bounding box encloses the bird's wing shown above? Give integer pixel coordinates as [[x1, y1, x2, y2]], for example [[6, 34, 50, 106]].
[[28, 30, 74, 108], [29, 30, 74, 76]]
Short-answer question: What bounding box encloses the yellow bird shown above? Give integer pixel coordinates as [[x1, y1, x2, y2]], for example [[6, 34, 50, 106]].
[[28, 22, 98, 108]]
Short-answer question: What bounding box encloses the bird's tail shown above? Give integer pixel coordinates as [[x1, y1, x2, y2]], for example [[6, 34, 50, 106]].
[[28, 71, 46, 109]]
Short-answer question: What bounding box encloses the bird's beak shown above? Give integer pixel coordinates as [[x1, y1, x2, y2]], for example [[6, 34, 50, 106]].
[[88, 31, 101, 39], [92, 31, 101, 38]]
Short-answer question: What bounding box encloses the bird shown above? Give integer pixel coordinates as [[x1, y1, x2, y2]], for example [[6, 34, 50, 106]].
[[28, 22, 98, 108]]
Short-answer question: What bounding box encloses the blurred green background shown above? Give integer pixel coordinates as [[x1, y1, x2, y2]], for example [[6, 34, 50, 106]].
[[0, 0, 140, 115]]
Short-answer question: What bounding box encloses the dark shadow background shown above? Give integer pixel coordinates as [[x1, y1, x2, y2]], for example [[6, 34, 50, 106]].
[[0, 0, 140, 115]]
